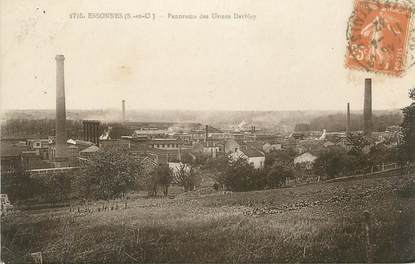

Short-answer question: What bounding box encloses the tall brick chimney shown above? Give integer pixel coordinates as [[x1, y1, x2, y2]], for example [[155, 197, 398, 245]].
[[363, 78, 373, 136], [55, 55, 67, 159], [346, 102, 351, 136], [122, 100, 126, 122], [205, 125, 208, 145]]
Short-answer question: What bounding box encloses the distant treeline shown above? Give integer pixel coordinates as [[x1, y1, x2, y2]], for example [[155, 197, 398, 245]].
[[0, 112, 403, 139], [295, 112, 402, 132], [0, 119, 174, 140], [1, 119, 84, 139]]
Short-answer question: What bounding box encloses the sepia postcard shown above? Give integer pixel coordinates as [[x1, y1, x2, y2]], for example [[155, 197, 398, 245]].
[[0, 0, 415, 263]]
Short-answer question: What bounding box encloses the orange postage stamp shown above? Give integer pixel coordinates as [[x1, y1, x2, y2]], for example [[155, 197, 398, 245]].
[[346, 0, 412, 76]]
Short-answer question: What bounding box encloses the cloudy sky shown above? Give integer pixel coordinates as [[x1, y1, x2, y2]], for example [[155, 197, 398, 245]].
[[1, 0, 414, 111]]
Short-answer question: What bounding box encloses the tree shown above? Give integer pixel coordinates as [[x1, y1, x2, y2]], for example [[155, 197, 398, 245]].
[[400, 87, 415, 163], [1, 158, 31, 201], [313, 148, 348, 179], [308, 112, 402, 132], [346, 133, 370, 172], [0, 118, 83, 139], [294, 123, 311, 132], [80, 146, 144, 200], [174, 163, 201, 192], [204, 155, 230, 187], [34, 172, 73, 205], [148, 164, 173, 196], [264, 149, 296, 169], [367, 143, 395, 167], [347, 133, 370, 156], [223, 158, 256, 192], [266, 161, 294, 188]]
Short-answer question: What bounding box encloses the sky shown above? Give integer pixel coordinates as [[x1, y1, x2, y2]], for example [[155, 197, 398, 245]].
[[0, 0, 414, 111]]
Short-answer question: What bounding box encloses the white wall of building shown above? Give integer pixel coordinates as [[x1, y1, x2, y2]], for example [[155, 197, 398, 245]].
[[248, 156, 265, 169]]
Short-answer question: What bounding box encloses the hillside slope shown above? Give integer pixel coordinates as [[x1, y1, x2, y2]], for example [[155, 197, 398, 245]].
[[2, 174, 415, 263]]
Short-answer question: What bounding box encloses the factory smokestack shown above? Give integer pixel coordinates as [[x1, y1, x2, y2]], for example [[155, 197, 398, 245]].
[[346, 102, 351, 136], [122, 100, 126, 122], [205, 125, 208, 145], [363, 78, 373, 136], [55, 55, 67, 159]]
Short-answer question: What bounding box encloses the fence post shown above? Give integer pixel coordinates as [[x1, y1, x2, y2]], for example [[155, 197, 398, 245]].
[[362, 169, 366, 188], [30, 252, 43, 264], [136, 228, 140, 245], [363, 210, 373, 263]]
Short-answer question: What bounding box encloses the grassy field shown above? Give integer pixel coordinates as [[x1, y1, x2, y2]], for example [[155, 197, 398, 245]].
[[2, 174, 415, 263]]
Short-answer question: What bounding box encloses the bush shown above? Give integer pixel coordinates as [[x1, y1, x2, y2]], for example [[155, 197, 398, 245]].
[[212, 154, 295, 192], [1, 170, 33, 202], [223, 158, 257, 192], [173, 163, 201, 192], [266, 161, 294, 188], [146, 164, 173, 196], [79, 146, 144, 200], [399, 179, 415, 198], [314, 148, 349, 179], [264, 149, 296, 169]]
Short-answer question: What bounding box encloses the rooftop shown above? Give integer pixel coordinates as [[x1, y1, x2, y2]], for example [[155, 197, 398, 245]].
[[80, 145, 100, 153], [242, 147, 265, 158]]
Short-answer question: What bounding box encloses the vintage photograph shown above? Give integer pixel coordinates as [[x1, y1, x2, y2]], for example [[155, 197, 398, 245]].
[[1, 0, 415, 263]]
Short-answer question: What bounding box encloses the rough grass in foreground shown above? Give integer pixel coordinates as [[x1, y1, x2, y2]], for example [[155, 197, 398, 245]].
[[2, 175, 415, 263]]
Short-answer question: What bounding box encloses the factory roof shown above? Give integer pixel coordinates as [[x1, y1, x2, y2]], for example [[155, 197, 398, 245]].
[[80, 145, 100, 153], [148, 138, 183, 144], [67, 139, 94, 146]]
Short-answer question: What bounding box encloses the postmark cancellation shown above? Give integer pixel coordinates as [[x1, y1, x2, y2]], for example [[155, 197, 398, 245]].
[[346, 0, 413, 76]]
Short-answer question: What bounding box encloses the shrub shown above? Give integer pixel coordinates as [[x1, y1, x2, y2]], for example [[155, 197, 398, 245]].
[[79, 146, 144, 200], [223, 158, 256, 192], [314, 148, 349, 179], [399, 179, 415, 198], [266, 161, 294, 188], [173, 163, 201, 192], [146, 164, 173, 196]]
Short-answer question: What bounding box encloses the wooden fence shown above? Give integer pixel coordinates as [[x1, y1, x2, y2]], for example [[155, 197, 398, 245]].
[[291, 162, 415, 186], [326, 162, 415, 183]]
